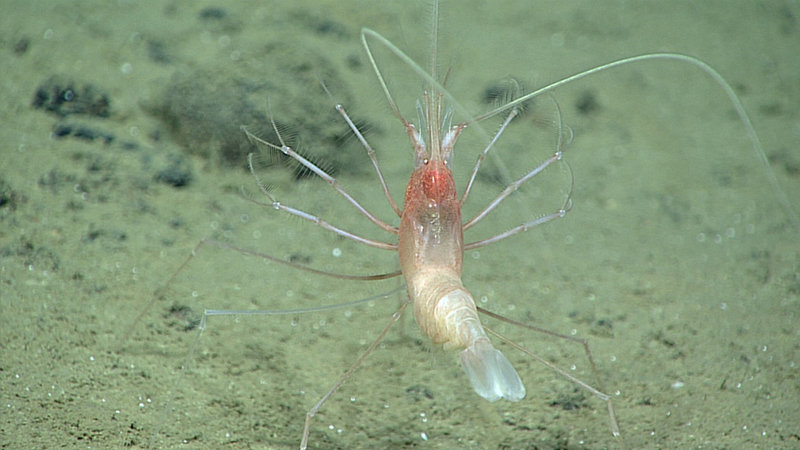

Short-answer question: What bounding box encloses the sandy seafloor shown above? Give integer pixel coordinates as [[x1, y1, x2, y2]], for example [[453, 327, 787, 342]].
[[1, 0, 799, 448]]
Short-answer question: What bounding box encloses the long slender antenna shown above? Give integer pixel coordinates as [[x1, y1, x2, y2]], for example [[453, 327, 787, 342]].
[[429, 0, 439, 87]]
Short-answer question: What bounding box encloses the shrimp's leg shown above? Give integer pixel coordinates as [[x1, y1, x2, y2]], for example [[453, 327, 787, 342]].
[[243, 110, 399, 235], [123, 233, 403, 448], [462, 150, 568, 237], [459, 104, 520, 209], [318, 80, 402, 218], [242, 156, 397, 250], [463, 95, 572, 238], [464, 192, 571, 250], [333, 103, 401, 216], [301, 300, 409, 450], [121, 237, 401, 345], [478, 307, 622, 445]]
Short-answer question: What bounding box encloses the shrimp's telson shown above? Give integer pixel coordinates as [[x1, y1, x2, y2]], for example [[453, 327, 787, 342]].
[[398, 107, 526, 402]]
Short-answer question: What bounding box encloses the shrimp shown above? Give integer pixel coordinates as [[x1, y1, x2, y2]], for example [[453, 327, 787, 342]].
[[397, 90, 526, 403], [240, 3, 617, 446], [131, 1, 798, 448]]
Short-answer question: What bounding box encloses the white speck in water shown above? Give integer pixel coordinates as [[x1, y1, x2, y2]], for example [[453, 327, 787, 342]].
[[471, 251, 480, 259], [121, 62, 133, 75], [720, 302, 727, 311], [480, 295, 488, 304], [421, 432, 428, 441], [671, 381, 685, 389], [696, 233, 706, 243], [332, 247, 342, 257]]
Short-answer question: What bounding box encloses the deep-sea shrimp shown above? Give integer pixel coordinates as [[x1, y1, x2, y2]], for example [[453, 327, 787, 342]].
[[130, 1, 798, 449], [236, 4, 611, 446]]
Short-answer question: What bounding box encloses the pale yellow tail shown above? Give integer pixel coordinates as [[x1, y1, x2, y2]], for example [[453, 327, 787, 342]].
[[460, 337, 526, 402]]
